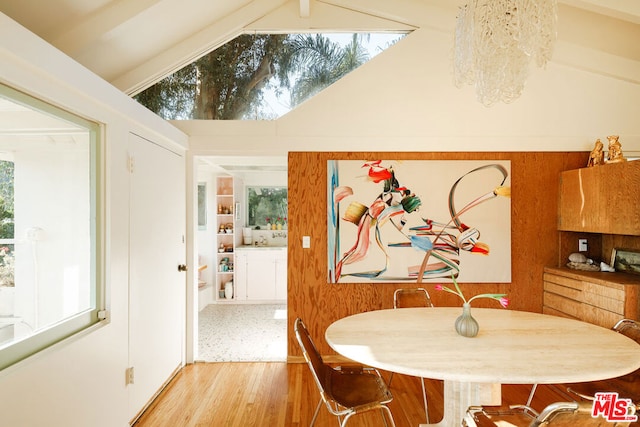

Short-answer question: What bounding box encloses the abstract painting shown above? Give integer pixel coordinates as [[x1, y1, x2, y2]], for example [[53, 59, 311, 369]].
[[328, 160, 511, 283]]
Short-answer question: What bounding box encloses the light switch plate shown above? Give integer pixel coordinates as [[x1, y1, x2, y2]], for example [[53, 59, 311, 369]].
[[302, 236, 311, 248]]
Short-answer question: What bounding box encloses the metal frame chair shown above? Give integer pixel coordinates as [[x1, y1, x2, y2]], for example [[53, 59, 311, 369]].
[[294, 318, 396, 427], [393, 287, 434, 309], [389, 287, 433, 423], [566, 318, 640, 404], [527, 318, 640, 409], [465, 400, 637, 426]]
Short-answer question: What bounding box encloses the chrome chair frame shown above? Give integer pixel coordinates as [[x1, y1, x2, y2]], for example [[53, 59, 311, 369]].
[[393, 287, 434, 309], [528, 318, 640, 409], [294, 318, 396, 427], [566, 318, 640, 405], [389, 287, 433, 424], [465, 400, 636, 426]]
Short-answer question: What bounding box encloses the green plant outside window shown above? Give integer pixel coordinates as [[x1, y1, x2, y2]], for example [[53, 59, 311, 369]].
[[246, 187, 287, 228]]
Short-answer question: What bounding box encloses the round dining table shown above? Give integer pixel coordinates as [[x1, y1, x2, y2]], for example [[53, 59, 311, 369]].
[[325, 307, 640, 427]]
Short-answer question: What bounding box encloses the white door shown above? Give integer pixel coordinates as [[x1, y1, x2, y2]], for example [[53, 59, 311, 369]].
[[128, 133, 185, 419]]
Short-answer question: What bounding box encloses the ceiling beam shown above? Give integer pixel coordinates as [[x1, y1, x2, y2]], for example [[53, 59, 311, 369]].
[[50, 0, 163, 56], [300, 0, 310, 18], [111, 0, 288, 95], [560, 0, 640, 24]]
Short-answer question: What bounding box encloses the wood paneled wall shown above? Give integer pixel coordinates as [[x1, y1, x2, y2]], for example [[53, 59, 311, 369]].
[[287, 152, 587, 359]]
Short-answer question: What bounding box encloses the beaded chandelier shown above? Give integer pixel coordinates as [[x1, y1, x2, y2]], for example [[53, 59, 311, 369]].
[[453, 0, 558, 106]]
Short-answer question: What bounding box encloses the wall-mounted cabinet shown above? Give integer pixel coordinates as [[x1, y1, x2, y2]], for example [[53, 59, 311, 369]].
[[215, 176, 238, 301], [558, 161, 640, 235]]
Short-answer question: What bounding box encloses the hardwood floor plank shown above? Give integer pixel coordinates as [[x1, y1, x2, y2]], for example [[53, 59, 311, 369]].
[[133, 362, 578, 427]]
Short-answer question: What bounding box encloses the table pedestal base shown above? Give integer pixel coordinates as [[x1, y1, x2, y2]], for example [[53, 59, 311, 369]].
[[419, 380, 501, 427]]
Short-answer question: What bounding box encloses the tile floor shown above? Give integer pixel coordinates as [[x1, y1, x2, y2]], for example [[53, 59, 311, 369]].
[[197, 303, 287, 362]]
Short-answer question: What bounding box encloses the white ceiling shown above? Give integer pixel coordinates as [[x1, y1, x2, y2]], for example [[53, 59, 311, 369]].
[[1, 0, 638, 94]]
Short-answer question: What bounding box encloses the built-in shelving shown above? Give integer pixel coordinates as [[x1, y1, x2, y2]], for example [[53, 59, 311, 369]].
[[216, 176, 236, 301]]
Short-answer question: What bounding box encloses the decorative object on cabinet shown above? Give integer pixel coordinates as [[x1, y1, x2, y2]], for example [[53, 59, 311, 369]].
[[606, 135, 627, 164], [566, 252, 599, 271], [600, 262, 615, 272], [543, 266, 640, 328], [586, 139, 604, 167], [611, 248, 640, 276]]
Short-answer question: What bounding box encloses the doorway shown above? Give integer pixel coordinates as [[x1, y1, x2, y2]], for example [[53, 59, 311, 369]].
[[192, 155, 287, 362]]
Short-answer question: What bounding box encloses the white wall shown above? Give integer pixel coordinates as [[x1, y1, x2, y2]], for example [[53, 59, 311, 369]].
[[177, 3, 640, 155], [0, 13, 187, 427], [196, 169, 216, 309]]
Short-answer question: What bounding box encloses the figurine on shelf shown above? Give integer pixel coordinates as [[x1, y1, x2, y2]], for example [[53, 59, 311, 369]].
[[586, 139, 604, 167], [606, 135, 627, 163]]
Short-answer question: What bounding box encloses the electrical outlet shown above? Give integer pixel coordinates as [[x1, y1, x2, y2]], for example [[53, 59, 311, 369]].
[[302, 236, 311, 248], [578, 239, 588, 252], [125, 367, 135, 385]]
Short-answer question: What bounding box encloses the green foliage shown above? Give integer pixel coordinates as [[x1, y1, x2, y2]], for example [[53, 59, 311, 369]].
[[247, 187, 287, 227], [0, 161, 14, 240], [133, 33, 374, 120], [283, 34, 370, 106]]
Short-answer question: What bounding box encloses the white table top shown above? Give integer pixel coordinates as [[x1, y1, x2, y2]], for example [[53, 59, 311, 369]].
[[325, 307, 640, 385]]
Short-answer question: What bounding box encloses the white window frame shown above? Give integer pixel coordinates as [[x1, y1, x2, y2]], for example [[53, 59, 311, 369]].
[[0, 83, 104, 372]]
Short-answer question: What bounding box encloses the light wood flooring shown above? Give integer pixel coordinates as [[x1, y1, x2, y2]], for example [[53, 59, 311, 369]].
[[133, 362, 577, 427]]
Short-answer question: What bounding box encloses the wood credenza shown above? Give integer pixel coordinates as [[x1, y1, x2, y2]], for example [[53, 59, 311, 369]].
[[543, 266, 640, 328]]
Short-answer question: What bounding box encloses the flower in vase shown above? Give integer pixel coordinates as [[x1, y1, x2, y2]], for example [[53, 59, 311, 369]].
[[435, 274, 509, 308]]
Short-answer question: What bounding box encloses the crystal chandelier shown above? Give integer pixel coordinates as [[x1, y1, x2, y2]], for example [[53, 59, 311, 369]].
[[453, 0, 558, 106]]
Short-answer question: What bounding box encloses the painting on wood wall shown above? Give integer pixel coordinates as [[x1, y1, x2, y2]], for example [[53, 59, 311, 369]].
[[328, 160, 512, 283]]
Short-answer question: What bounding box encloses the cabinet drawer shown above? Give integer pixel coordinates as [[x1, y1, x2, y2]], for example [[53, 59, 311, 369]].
[[543, 292, 582, 318], [543, 291, 621, 328], [543, 267, 640, 327], [544, 273, 625, 299], [544, 281, 625, 314], [580, 304, 622, 329]]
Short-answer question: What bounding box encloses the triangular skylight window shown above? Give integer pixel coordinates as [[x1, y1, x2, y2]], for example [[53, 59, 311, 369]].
[[133, 32, 406, 120]]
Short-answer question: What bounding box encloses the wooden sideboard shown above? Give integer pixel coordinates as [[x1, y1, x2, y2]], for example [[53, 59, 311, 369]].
[[543, 266, 640, 328]]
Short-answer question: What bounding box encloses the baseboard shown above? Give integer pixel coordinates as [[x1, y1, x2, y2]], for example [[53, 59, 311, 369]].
[[129, 363, 183, 426]]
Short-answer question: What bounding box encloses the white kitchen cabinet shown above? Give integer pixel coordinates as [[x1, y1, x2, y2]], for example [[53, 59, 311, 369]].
[[235, 248, 287, 302], [274, 251, 287, 300]]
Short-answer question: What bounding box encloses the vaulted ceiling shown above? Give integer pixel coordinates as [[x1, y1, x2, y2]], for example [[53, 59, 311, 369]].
[[1, 0, 639, 97]]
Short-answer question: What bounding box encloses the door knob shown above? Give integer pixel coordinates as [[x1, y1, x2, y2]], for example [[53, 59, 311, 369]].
[[178, 264, 188, 272]]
